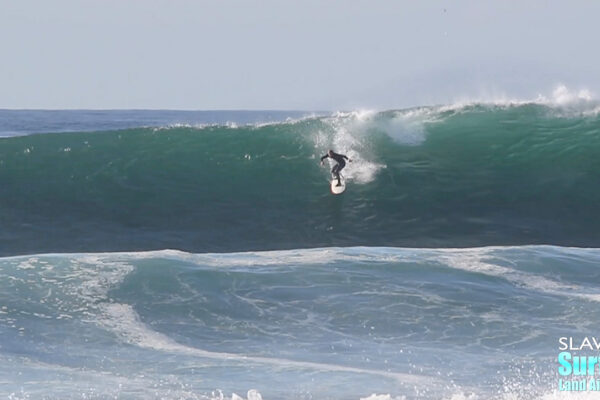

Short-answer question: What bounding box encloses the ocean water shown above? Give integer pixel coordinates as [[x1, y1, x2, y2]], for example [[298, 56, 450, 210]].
[[1, 97, 600, 399], [2, 103, 600, 255]]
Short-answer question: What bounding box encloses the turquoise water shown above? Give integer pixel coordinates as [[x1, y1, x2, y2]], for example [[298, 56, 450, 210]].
[[1, 104, 600, 399], [2, 246, 600, 399], [1, 104, 600, 255]]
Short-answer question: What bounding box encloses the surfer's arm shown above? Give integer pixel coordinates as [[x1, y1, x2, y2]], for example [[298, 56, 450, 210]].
[[320, 154, 328, 164]]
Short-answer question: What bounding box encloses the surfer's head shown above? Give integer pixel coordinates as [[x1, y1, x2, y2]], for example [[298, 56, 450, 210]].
[[328, 150, 334, 157]]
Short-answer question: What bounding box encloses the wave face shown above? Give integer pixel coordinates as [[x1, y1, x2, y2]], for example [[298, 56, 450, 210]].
[[3, 246, 600, 399], [1, 104, 600, 255]]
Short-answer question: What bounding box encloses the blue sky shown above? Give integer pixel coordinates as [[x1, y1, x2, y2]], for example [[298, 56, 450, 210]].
[[1, 0, 597, 110]]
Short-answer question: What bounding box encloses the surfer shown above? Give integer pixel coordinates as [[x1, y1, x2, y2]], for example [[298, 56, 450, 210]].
[[320, 150, 351, 186]]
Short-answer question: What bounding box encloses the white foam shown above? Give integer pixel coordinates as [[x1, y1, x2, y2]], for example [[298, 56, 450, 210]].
[[541, 85, 593, 106], [315, 110, 386, 184], [28, 251, 433, 385], [537, 390, 600, 400], [16, 258, 38, 270], [150, 113, 324, 133], [444, 394, 478, 400], [315, 84, 599, 168], [5, 249, 600, 399], [99, 302, 432, 384], [435, 84, 599, 115], [430, 248, 600, 303], [128, 246, 600, 303], [231, 390, 262, 400], [44, 245, 600, 307], [494, 385, 600, 400], [360, 394, 406, 400]]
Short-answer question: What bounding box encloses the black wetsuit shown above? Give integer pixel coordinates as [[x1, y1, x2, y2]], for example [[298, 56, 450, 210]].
[[321, 151, 349, 184]]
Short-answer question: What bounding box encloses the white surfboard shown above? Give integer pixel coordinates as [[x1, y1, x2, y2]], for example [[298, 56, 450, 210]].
[[330, 176, 346, 195]]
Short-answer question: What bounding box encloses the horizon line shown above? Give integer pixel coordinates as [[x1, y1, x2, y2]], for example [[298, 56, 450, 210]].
[[0, 107, 330, 112]]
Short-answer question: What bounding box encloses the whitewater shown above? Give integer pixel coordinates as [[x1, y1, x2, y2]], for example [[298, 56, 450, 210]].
[[2, 88, 600, 399]]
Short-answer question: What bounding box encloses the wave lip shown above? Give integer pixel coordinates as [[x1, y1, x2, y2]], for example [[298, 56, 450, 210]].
[[432, 84, 598, 113]]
